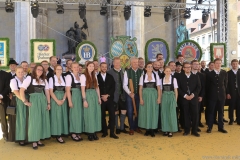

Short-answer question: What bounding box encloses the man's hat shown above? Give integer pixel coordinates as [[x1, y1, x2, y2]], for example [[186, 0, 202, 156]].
[[8, 59, 18, 66]]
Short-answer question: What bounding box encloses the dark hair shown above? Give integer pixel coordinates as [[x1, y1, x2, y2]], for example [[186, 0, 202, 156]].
[[144, 61, 153, 69], [49, 56, 56, 61], [156, 53, 163, 58], [168, 61, 175, 66], [21, 61, 28, 65], [100, 62, 107, 66], [214, 58, 222, 63], [177, 55, 183, 59], [231, 59, 238, 64], [183, 62, 191, 67], [79, 64, 84, 67], [208, 61, 214, 66], [41, 60, 48, 64], [84, 62, 98, 89], [66, 59, 72, 65], [191, 60, 199, 64], [31, 65, 46, 84], [138, 57, 144, 60]]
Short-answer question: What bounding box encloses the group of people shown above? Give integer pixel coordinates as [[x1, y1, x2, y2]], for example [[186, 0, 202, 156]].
[[0, 53, 239, 150]]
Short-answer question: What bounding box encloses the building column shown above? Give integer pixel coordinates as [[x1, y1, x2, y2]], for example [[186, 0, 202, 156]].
[[126, 4, 145, 58], [15, 2, 36, 63]]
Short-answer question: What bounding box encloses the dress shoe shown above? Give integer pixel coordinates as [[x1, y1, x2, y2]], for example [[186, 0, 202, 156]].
[[102, 133, 108, 138], [129, 130, 134, 135], [144, 130, 149, 136], [134, 128, 142, 134], [150, 130, 155, 137], [207, 128, 211, 133], [223, 119, 228, 123], [88, 135, 94, 141], [32, 146, 38, 150], [237, 123, 240, 125], [168, 133, 173, 137], [154, 129, 159, 133], [19, 142, 26, 146], [197, 128, 201, 132], [37, 142, 45, 147], [183, 132, 189, 136], [229, 121, 233, 125], [120, 129, 129, 134], [110, 134, 119, 139], [191, 132, 200, 137], [93, 133, 99, 140], [116, 129, 121, 134], [56, 137, 65, 144], [163, 132, 168, 136], [199, 123, 204, 128], [214, 120, 218, 125], [124, 124, 129, 128], [218, 129, 228, 133]]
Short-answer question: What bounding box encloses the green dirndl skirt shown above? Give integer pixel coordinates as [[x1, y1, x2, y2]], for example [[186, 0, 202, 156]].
[[161, 91, 178, 132], [28, 92, 51, 142], [138, 88, 159, 129], [50, 91, 68, 136], [69, 88, 83, 134], [83, 89, 101, 133], [15, 97, 27, 141]]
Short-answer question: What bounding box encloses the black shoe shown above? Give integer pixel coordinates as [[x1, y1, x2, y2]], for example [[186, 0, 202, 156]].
[[218, 129, 228, 133], [207, 128, 211, 133], [163, 132, 168, 136], [150, 130, 155, 137], [154, 129, 159, 133], [32, 143, 38, 150], [229, 121, 233, 125], [197, 128, 201, 132], [71, 135, 80, 142], [101, 133, 108, 138], [223, 119, 228, 123], [116, 129, 121, 134], [124, 124, 129, 128], [191, 132, 200, 137], [214, 120, 218, 125], [37, 142, 45, 147], [56, 137, 65, 144], [120, 129, 129, 134], [183, 132, 189, 136], [178, 129, 182, 133], [88, 135, 94, 141], [110, 134, 119, 139], [199, 123, 204, 128], [237, 123, 240, 125], [93, 133, 99, 140], [168, 133, 173, 137], [18, 142, 26, 146], [144, 130, 149, 136]]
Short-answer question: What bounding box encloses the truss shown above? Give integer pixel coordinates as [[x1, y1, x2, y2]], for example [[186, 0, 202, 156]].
[[0, 0, 216, 10]]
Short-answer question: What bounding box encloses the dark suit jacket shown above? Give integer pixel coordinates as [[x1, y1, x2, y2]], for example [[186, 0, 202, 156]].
[[97, 72, 115, 101], [47, 67, 54, 80], [200, 68, 209, 74], [0, 70, 11, 102], [177, 73, 201, 105], [8, 72, 16, 79], [195, 72, 205, 97], [226, 70, 239, 98], [206, 70, 228, 101]]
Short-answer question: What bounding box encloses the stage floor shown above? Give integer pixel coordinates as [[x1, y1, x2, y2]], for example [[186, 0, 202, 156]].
[[0, 110, 239, 160]]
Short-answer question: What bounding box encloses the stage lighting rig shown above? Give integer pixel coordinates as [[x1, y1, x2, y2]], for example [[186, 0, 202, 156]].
[[31, 1, 39, 18], [100, 3, 107, 16], [124, 5, 131, 21], [184, 8, 191, 19], [202, 9, 209, 23], [198, 0, 203, 4], [79, 3, 86, 19], [5, 0, 14, 13], [56, 2, 64, 14], [144, 6, 151, 17], [164, 6, 172, 22]]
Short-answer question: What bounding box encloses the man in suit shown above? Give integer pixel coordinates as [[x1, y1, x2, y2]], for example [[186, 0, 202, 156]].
[[8, 59, 18, 78], [206, 58, 228, 133], [156, 53, 164, 61], [153, 61, 164, 79], [108, 57, 128, 134], [97, 62, 118, 139], [226, 59, 240, 125], [200, 60, 209, 73], [177, 62, 201, 137], [175, 55, 184, 66], [47, 56, 57, 80], [63, 59, 73, 76], [191, 60, 205, 130], [0, 61, 11, 141]]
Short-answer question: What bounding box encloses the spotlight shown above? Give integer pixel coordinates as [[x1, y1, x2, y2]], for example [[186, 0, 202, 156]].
[[5, 0, 14, 13], [198, 0, 203, 4], [164, 6, 172, 22], [202, 9, 209, 23], [31, 1, 39, 18], [184, 8, 191, 19], [56, 2, 64, 14], [79, 4, 86, 19], [100, 3, 107, 16], [144, 6, 151, 17], [124, 5, 131, 21]]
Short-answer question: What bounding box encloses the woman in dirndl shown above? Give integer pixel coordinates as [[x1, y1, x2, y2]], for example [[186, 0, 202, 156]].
[[65, 62, 83, 142], [138, 62, 161, 137], [80, 62, 101, 141], [161, 66, 178, 137], [49, 64, 68, 143], [9, 66, 26, 145], [20, 65, 51, 150]]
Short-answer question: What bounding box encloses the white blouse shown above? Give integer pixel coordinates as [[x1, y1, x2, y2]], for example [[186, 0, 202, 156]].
[[65, 73, 81, 87], [21, 76, 49, 90], [49, 75, 66, 89], [10, 77, 23, 92], [80, 74, 98, 87], [139, 73, 161, 86], [161, 76, 178, 89]]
